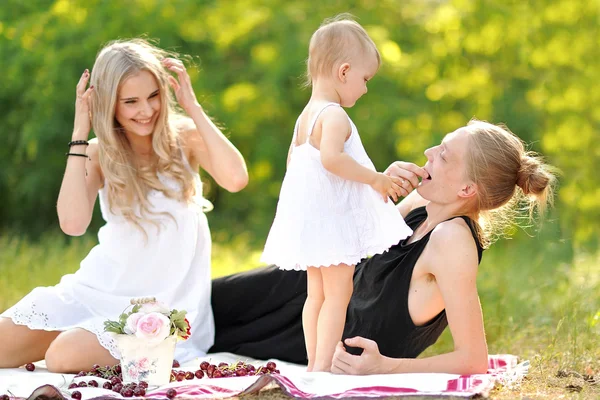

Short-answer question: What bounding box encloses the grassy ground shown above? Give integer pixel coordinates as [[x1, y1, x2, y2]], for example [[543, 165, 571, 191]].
[[0, 223, 598, 399]]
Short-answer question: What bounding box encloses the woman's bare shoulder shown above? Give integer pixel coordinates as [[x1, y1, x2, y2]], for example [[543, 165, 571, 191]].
[[426, 218, 479, 275]]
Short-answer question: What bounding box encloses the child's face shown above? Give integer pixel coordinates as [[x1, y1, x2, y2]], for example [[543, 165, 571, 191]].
[[338, 52, 379, 107], [115, 70, 162, 138]]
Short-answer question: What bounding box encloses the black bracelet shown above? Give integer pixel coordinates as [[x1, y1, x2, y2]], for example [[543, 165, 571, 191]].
[[66, 152, 88, 158], [68, 140, 89, 147]]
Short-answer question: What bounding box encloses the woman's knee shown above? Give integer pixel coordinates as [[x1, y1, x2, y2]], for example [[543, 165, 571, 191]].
[[44, 337, 72, 373], [0, 317, 58, 367]]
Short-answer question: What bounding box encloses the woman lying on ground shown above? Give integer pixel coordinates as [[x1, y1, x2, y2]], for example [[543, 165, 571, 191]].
[[209, 119, 555, 374]]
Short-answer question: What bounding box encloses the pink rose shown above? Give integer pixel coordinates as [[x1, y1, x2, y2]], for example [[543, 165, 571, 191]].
[[138, 357, 150, 370], [124, 312, 143, 335], [127, 365, 139, 380], [135, 312, 170, 344]]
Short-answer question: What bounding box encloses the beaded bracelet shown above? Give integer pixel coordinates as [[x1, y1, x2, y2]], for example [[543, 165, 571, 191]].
[[65, 152, 88, 158], [68, 140, 89, 147]]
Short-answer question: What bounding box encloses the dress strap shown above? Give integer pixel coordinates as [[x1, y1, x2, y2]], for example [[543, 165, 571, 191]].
[[305, 102, 340, 144]]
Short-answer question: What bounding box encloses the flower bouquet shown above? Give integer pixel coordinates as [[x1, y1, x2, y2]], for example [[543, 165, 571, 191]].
[[104, 297, 191, 386]]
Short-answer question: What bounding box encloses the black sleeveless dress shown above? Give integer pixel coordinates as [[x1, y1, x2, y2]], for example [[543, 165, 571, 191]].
[[209, 206, 483, 364]]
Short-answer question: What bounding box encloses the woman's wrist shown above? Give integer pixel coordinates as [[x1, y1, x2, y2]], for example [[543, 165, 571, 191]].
[[185, 102, 204, 119], [381, 355, 402, 374], [72, 130, 89, 141]]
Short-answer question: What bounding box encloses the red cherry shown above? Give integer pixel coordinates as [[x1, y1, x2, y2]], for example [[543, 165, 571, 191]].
[[121, 388, 134, 397], [71, 391, 82, 400], [172, 359, 180, 368], [185, 371, 194, 380], [25, 363, 35, 372], [200, 361, 209, 370], [133, 387, 146, 397], [102, 382, 113, 390], [0, 395, 9, 400], [213, 370, 223, 378], [266, 361, 277, 371], [195, 369, 204, 379], [166, 388, 177, 399]]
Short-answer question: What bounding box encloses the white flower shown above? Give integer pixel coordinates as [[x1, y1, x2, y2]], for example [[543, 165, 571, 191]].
[[124, 312, 143, 334], [140, 301, 170, 315]]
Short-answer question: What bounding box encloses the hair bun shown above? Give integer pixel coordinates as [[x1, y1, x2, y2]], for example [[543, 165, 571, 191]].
[[517, 155, 551, 196]]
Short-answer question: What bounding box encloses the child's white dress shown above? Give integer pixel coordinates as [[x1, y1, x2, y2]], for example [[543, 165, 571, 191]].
[[1, 153, 214, 363], [261, 102, 413, 270]]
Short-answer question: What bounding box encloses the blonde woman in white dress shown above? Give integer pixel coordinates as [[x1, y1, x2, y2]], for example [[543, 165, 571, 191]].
[[261, 16, 413, 372], [0, 39, 248, 372]]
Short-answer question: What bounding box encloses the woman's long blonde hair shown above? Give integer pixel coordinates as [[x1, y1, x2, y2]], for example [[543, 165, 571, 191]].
[[89, 39, 196, 232]]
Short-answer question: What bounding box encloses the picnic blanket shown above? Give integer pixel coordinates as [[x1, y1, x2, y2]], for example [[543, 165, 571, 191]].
[[0, 353, 528, 399]]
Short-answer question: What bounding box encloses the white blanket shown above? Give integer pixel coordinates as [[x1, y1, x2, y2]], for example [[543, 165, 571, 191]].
[[0, 353, 527, 399]]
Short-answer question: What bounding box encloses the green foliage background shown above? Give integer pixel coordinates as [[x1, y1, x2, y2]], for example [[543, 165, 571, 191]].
[[0, 0, 598, 251]]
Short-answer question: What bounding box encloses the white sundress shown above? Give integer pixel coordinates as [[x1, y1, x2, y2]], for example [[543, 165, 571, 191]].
[[1, 154, 215, 363], [260, 102, 413, 270]]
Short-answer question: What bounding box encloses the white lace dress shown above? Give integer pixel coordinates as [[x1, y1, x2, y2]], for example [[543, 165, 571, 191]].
[[261, 102, 413, 270], [1, 161, 214, 363]]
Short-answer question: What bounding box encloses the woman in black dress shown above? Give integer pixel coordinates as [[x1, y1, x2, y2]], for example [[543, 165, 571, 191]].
[[210, 120, 555, 375]]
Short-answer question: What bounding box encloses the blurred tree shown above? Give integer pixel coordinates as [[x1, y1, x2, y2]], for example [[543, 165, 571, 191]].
[[0, 0, 597, 250]]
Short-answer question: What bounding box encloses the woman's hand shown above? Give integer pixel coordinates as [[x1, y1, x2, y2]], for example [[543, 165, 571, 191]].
[[73, 69, 94, 140], [331, 337, 386, 375], [384, 161, 429, 197], [162, 58, 200, 114]]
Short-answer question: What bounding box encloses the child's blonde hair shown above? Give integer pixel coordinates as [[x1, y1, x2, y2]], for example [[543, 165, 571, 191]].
[[305, 14, 381, 86], [89, 39, 196, 234]]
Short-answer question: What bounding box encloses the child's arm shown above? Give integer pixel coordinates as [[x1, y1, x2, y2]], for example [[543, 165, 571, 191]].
[[57, 71, 103, 236], [163, 58, 249, 193], [319, 107, 403, 202]]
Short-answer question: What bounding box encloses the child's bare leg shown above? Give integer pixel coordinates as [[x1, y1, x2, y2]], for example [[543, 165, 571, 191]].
[[0, 317, 60, 367], [303, 267, 324, 372], [313, 263, 354, 372]]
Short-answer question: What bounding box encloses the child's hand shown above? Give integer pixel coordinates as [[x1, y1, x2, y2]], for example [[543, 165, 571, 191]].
[[162, 58, 200, 114], [370, 172, 404, 203]]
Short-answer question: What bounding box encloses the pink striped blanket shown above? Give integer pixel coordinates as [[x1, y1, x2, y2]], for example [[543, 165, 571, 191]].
[[0, 354, 527, 399]]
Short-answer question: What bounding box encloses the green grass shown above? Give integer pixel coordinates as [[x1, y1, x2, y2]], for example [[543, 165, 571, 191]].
[[1, 225, 598, 398]]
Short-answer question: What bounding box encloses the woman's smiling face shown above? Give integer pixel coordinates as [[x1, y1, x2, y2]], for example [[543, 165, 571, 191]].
[[114, 70, 161, 137]]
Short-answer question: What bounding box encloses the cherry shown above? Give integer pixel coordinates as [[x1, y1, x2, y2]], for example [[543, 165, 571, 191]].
[[218, 362, 228, 368], [133, 387, 146, 397], [112, 383, 123, 393], [121, 388, 134, 397], [25, 363, 35, 372], [71, 391, 82, 400], [139, 381, 149, 388], [199, 361, 209, 370], [172, 359, 180, 368], [88, 380, 99, 387], [68, 383, 78, 389], [166, 388, 177, 399], [1, 395, 9, 400], [213, 370, 223, 378], [236, 368, 247, 376], [110, 377, 122, 385], [195, 369, 204, 379], [77, 382, 87, 388], [266, 361, 277, 371], [102, 382, 113, 390], [185, 371, 194, 380]]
